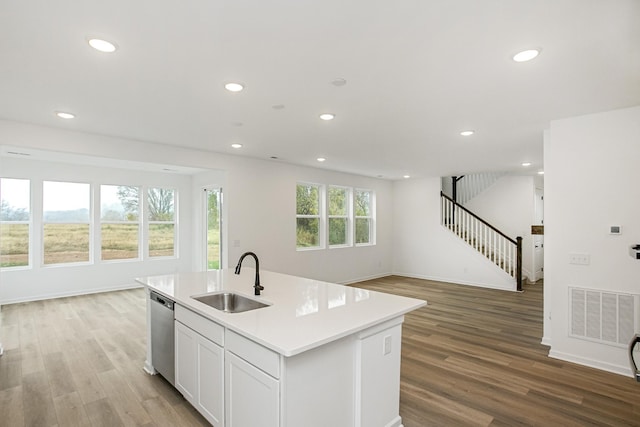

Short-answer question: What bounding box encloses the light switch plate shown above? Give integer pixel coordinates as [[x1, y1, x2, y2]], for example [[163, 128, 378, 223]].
[[569, 253, 590, 265]]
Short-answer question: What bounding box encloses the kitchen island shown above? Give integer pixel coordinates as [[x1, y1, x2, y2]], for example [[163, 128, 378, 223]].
[[137, 269, 426, 427]]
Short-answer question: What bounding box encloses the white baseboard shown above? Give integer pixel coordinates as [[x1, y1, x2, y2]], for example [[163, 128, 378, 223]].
[[548, 349, 634, 378], [391, 271, 517, 292], [0, 282, 143, 305], [340, 271, 393, 285], [541, 336, 551, 347]]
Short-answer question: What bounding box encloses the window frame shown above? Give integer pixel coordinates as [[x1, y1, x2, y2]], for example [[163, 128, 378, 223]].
[[327, 185, 351, 248], [354, 188, 375, 246], [42, 180, 93, 267], [147, 187, 177, 259], [296, 182, 325, 251], [99, 184, 141, 262], [0, 177, 32, 270]]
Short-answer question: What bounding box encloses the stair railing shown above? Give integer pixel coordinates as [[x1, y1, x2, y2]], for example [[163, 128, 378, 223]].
[[440, 191, 523, 291]]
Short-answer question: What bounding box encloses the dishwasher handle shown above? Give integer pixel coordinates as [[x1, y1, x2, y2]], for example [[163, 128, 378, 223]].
[[150, 291, 174, 310]]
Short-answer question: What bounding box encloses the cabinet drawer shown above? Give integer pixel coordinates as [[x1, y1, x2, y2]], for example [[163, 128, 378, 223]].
[[226, 330, 280, 379], [175, 304, 224, 346]]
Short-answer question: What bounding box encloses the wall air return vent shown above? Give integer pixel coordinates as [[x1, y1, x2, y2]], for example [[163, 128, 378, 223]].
[[569, 287, 639, 347]]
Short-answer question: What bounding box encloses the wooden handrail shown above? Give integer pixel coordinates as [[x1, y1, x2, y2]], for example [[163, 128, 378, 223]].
[[441, 191, 517, 245], [441, 191, 523, 291]]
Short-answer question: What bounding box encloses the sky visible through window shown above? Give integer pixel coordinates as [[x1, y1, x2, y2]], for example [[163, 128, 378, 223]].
[[2, 180, 126, 214], [43, 181, 90, 212], [1, 178, 30, 211]]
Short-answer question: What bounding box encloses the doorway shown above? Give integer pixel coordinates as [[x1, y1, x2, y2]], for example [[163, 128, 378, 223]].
[[533, 187, 544, 281]]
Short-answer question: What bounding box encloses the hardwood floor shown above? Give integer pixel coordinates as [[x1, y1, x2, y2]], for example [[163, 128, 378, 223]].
[[0, 289, 209, 427], [0, 277, 638, 426], [355, 276, 640, 427]]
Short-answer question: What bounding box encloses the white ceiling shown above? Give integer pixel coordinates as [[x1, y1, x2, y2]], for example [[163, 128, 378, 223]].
[[1, 0, 638, 179]]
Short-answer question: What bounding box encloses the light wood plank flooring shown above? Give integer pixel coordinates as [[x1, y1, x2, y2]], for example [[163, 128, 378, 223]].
[[1, 277, 638, 426], [0, 289, 209, 427]]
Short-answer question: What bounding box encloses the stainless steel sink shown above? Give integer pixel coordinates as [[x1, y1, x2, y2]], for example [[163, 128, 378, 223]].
[[192, 292, 270, 313]]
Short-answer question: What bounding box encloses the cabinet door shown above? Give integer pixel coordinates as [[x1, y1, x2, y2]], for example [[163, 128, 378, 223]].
[[225, 351, 279, 427], [197, 336, 224, 426], [175, 321, 197, 402]]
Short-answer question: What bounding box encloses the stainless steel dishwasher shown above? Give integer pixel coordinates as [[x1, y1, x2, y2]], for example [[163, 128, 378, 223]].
[[149, 291, 175, 386]]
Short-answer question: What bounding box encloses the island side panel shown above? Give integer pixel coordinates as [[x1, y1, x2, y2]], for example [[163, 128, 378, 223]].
[[281, 335, 356, 427], [356, 317, 404, 427]]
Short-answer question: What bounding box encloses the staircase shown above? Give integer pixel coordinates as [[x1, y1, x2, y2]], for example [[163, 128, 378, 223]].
[[441, 191, 523, 291], [442, 172, 507, 205]]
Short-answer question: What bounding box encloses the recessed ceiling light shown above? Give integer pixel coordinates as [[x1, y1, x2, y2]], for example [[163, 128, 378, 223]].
[[224, 82, 244, 92], [513, 49, 540, 62], [538, 170, 545, 175], [331, 78, 347, 87], [272, 104, 285, 110], [231, 143, 242, 149], [317, 157, 326, 162], [460, 130, 475, 136], [88, 38, 117, 53], [55, 111, 75, 119], [521, 162, 532, 167], [319, 113, 335, 121], [403, 175, 411, 179]]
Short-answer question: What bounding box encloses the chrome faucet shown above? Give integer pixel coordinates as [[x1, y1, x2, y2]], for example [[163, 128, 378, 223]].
[[234, 251, 264, 296]]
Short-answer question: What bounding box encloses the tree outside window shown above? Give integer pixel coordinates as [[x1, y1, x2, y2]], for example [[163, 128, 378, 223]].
[[147, 188, 175, 257], [101, 185, 139, 260], [328, 186, 350, 246], [355, 189, 374, 245], [296, 183, 322, 248]]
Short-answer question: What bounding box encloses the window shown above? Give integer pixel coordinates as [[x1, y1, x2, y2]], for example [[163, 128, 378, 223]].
[[1, 178, 30, 268], [148, 187, 175, 257], [100, 185, 140, 261], [328, 186, 350, 247], [296, 183, 322, 249], [43, 181, 91, 265], [355, 189, 374, 245], [205, 188, 222, 270]]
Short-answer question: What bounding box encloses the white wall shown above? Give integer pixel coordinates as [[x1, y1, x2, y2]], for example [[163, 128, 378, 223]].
[[544, 105, 640, 376], [392, 177, 515, 290], [0, 120, 393, 303], [464, 175, 536, 282], [0, 157, 194, 303]]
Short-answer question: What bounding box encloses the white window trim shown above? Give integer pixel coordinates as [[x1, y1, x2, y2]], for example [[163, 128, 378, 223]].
[[42, 180, 93, 267], [0, 177, 32, 270], [328, 185, 352, 249], [99, 184, 142, 263], [147, 186, 178, 259], [354, 188, 375, 247], [296, 182, 325, 251]]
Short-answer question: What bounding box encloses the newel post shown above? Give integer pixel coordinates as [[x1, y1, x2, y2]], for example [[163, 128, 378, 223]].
[[516, 236, 523, 292]]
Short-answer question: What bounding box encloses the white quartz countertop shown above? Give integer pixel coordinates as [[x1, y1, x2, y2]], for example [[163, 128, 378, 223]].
[[136, 269, 426, 357]]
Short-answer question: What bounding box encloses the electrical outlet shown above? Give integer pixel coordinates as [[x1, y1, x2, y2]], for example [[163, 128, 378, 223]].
[[569, 253, 590, 265], [383, 335, 392, 355]]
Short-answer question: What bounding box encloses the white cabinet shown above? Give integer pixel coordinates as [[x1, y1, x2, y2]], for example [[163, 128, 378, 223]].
[[175, 306, 225, 427], [225, 351, 279, 427], [175, 321, 197, 401], [225, 330, 280, 427]]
